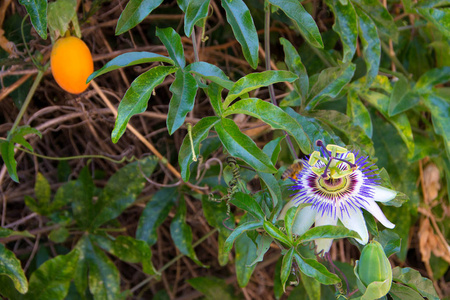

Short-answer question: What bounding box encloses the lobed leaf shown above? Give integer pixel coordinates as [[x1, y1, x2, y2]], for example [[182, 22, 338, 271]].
[[136, 187, 178, 246], [230, 192, 265, 220], [170, 198, 205, 267], [294, 251, 340, 285], [0, 244, 28, 294]]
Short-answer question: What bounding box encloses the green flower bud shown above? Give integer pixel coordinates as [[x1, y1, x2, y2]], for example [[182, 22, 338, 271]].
[[358, 240, 391, 286]]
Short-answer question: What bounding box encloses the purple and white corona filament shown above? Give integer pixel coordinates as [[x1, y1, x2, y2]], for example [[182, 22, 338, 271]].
[[281, 141, 396, 254]]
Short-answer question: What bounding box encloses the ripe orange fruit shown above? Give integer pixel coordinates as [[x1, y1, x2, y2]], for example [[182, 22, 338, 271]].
[[50, 36, 93, 94]]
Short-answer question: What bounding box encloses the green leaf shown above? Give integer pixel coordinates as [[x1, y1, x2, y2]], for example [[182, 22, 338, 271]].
[[0, 140, 18, 182], [258, 172, 282, 214], [281, 248, 294, 291], [74, 236, 120, 299], [230, 192, 265, 220], [224, 70, 297, 108], [358, 90, 414, 157], [87, 52, 175, 82], [201, 196, 234, 266], [185, 62, 234, 90], [221, 0, 259, 69], [297, 225, 361, 244], [115, 0, 164, 35], [48, 226, 69, 243], [136, 187, 178, 246], [388, 75, 418, 116], [19, 0, 47, 39], [185, 0, 211, 37], [223, 220, 263, 253], [26, 250, 79, 299], [350, 0, 398, 41], [326, 0, 357, 63], [356, 6, 381, 86], [308, 110, 374, 156], [294, 251, 340, 285], [179, 116, 220, 181], [268, 0, 323, 48], [417, 8, 450, 39], [9, 125, 42, 150], [90, 157, 158, 229], [0, 244, 28, 294], [224, 98, 312, 154], [247, 235, 272, 266], [0, 228, 33, 239], [390, 283, 425, 300], [35, 172, 51, 209], [170, 198, 205, 266], [112, 66, 177, 143], [263, 221, 291, 246], [280, 38, 309, 102], [167, 70, 198, 134], [375, 230, 401, 258], [155, 27, 186, 68], [423, 93, 450, 160], [47, 0, 76, 40], [234, 220, 258, 287], [88, 243, 121, 299], [263, 136, 284, 166], [206, 82, 224, 116], [214, 118, 276, 173], [284, 108, 343, 147], [109, 236, 158, 275], [71, 167, 95, 229], [392, 267, 439, 300], [415, 66, 450, 92], [187, 277, 238, 300], [307, 63, 356, 109], [347, 89, 373, 138], [300, 271, 321, 300]]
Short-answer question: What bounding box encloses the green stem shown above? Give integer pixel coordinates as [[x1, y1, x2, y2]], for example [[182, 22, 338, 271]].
[[16, 146, 139, 164], [129, 228, 218, 294], [191, 27, 200, 63], [8, 70, 45, 138]]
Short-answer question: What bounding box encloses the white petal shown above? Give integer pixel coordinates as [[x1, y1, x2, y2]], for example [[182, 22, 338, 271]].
[[339, 208, 369, 244], [362, 200, 395, 229], [292, 206, 316, 236], [370, 186, 397, 203], [315, 238, 334, 255], [314, 213, 338, 254], [315, 213, 337, 227]]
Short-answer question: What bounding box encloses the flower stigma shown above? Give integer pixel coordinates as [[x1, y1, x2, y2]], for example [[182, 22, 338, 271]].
[[281, 141, 397, 255]]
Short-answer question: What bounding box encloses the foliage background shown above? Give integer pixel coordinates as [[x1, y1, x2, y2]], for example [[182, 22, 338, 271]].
[[0, 0, 449, 299]]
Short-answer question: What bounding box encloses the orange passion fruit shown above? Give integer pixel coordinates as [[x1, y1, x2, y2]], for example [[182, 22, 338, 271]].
[[50, 36, 93, 94]]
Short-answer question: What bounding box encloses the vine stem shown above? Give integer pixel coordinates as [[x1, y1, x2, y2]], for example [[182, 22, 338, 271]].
[[8, 70, 45, 137], [90, 80, 205, 194], [264, 4, 298, 160], [129, 228, 218, 294]]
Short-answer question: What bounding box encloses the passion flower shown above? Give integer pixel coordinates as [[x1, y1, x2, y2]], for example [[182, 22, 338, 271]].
[[284, 141, 396, 254]]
